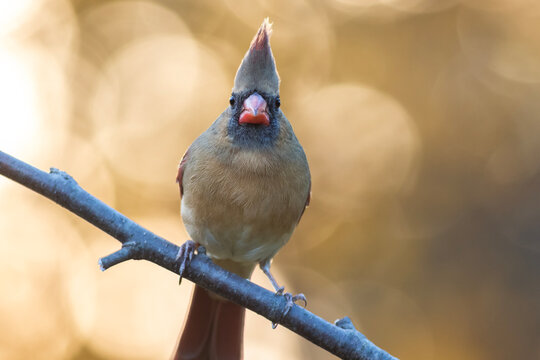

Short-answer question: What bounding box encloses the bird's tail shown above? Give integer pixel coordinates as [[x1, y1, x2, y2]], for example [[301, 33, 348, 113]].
[[172, 285, 245, 360]]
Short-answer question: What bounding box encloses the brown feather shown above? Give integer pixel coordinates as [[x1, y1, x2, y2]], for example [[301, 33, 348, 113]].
[[180, 108, 310, 265], [298, 180, 311, 224]]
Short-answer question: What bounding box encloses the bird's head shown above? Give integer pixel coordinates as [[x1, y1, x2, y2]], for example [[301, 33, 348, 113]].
[[227, 18, 281, 148]]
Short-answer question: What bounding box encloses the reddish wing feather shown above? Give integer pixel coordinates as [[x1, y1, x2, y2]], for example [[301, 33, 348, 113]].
[[176, 148, 190, 196]]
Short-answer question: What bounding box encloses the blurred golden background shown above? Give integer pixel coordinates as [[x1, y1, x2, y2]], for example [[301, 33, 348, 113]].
[[1, 0, 539, 359]]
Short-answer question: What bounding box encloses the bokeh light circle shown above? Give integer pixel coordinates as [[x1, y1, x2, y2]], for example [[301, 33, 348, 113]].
[[292, 83, 420, 210]]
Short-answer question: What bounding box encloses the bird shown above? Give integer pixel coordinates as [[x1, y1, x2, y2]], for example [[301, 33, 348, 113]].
[[172, 18, 311, 360]]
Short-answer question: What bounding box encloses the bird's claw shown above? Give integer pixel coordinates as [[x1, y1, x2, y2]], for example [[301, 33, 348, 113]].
[[290, 293, 308, 308], [176, 240, 197, 284], [272, 291, 308, 329]]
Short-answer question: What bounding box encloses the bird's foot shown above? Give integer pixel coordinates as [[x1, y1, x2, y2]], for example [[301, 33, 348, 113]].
[[272, 289, 308, 329], [259, 260, 308, 328], [176, 240, 197, 284]]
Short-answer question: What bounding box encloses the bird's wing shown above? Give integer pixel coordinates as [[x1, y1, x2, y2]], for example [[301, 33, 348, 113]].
[[176, 147, 191, 197], [298, 180, 311, 223]]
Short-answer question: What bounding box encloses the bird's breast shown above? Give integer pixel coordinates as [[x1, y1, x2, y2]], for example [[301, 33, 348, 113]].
[[181, 147, 309, 264]]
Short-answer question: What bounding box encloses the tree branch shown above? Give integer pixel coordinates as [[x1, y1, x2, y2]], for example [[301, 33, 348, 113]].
[[0, 150, 398, 360]]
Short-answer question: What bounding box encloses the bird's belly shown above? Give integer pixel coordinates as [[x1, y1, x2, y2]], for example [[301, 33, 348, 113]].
[[181, 197, 296, 264], [181, 171, 304, 263]]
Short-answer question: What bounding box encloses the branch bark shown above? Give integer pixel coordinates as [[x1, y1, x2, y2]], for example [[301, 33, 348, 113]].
[[0, 150, 398, 360]]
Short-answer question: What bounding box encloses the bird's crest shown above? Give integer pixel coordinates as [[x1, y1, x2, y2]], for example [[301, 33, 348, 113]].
[[233, 18, 280, 94]]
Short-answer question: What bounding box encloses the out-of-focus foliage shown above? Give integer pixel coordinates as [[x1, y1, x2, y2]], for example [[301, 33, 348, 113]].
[[0, 1, 539, 359]]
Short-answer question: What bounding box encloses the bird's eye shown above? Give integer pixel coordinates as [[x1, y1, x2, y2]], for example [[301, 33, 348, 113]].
[[229, 96, 235, 107], [275, 97, 281, 108]]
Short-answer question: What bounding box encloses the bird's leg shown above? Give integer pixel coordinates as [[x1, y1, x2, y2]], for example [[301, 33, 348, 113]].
[[176, 240, 198, 284], [260, 259, 284, 293], [259, 259, 307, 328]]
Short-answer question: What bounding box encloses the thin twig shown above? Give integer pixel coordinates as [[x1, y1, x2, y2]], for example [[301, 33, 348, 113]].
[[0, 150, 398, 360]]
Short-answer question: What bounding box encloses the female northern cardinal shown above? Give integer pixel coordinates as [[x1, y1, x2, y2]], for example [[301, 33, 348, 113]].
[[173, 19, 311, 360]]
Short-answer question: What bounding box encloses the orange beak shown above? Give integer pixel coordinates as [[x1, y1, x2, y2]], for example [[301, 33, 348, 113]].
[[239, 93, 270, 126]]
